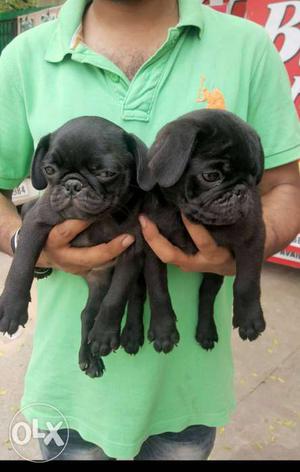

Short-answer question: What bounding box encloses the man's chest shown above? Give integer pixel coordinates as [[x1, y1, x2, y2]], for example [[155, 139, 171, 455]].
[[89, 45, 151, 81], [28, 37, 253, 147]]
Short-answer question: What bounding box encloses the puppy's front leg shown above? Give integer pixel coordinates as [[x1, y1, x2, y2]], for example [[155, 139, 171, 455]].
[[0, 204, 56, 335], [88, 253, 143, 358], [145, 248, 180, 353], [232, 226, 266, 341]]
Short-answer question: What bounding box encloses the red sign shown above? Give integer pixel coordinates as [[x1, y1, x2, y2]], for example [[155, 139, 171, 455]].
[[268, 237, 300, 269], [203, 0, 247, 16], [202, 0, 227, 12], [227, 1, 248, 17], [246, 0, 300, 269], [246, 0, 300, 117]]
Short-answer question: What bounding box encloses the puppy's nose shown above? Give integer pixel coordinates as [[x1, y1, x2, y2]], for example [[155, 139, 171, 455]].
[[64, 179, 83, 195]]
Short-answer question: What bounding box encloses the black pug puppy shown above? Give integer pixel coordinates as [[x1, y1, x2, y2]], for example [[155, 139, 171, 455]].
[[0, 116, 148, 378], [137, 109, 266, 352]]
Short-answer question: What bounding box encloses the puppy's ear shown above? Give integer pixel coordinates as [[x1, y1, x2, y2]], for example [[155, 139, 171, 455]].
[[125, 133, 155, 191], [31, 134, 51, 190], [148, 122, 198, 188]]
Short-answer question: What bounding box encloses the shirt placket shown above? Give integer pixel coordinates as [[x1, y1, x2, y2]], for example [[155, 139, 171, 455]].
[[69, 28, 185, 123], [121, 29, 183, 122]]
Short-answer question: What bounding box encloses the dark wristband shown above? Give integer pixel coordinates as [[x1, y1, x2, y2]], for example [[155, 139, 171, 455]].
[[10, 229, 52, 279], [33, 267, 53, 279]]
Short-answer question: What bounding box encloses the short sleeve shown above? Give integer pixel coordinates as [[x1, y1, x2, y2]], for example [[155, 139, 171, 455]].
[[247, 30, 300, 169], [0, 43, 34, 189]]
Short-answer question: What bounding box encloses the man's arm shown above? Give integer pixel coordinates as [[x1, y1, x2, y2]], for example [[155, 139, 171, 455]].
[[260, 161, 300, 258], [139, 161, 300, 275], [0, 190, 135, 275]]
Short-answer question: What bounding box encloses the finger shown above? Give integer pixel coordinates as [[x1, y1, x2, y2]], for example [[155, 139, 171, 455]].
[[181, 251, 236, 276], [47, 219, 92, 248], [58, 234, 135, 268], [179, 253, 211, 273], [139, 215, 189, 265], [181, 214, 218, 253]]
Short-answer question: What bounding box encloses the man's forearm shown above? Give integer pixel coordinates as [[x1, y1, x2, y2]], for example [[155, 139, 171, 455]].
[[1, 183, 299, 263], [0, 191, 21, 256], [262, 183, 300, 259]]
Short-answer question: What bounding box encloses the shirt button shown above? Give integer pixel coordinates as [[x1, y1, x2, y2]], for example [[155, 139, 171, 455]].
[[109, 73, 120, 83]]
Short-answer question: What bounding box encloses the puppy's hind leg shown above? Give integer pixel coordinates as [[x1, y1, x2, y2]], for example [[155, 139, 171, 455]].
[[88, 255, 143, 358], [232, 234, 266, 341], [79, 268, 113, 378], [121, 272, 146, 355], [145, 249, 180, 354], [196, 273, 223, 350]]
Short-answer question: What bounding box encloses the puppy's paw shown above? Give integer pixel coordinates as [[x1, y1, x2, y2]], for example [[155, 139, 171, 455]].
[[79, 347, 105, 378], [0, 294, 28, 336], [121, 325, 144, 355], [88, 327, 120, 357], [233, 305, 266, 341], [196, 321, 218, 350], [148, 321, 180, 354]]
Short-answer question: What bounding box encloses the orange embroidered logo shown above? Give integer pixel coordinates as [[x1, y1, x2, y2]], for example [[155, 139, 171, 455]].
[[196, 76, 226, 110]]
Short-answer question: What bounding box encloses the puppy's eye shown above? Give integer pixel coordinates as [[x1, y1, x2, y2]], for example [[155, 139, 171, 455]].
[[98, 170, 118, 180], [44, 166, 56, 176], [201, 171, 222, 183]]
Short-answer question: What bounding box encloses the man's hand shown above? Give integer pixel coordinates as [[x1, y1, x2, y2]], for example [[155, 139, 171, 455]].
[[36, 219, 135, 275], [139, 214, 236, 276]]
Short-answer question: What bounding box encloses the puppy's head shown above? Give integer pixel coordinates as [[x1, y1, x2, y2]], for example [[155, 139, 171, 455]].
[[143, 109, 264, 225], [31, 116, 147, 219]]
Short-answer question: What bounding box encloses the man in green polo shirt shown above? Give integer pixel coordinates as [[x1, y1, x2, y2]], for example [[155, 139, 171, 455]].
[[0, 0, 299, 461]]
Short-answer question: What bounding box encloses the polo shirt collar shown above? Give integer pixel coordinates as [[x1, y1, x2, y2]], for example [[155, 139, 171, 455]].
[[45, 0, 89, 62], [45, 0, 204, 63], [177, 0, 204, 37]]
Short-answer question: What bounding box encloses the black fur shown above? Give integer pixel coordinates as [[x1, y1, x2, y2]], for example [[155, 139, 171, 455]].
[[0, 110, 267, 375], [0, 116, 148, 377], [139, 109, 266, 351]]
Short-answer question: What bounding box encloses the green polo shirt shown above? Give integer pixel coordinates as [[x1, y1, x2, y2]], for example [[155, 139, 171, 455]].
[[0, 0, 299, 459]]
